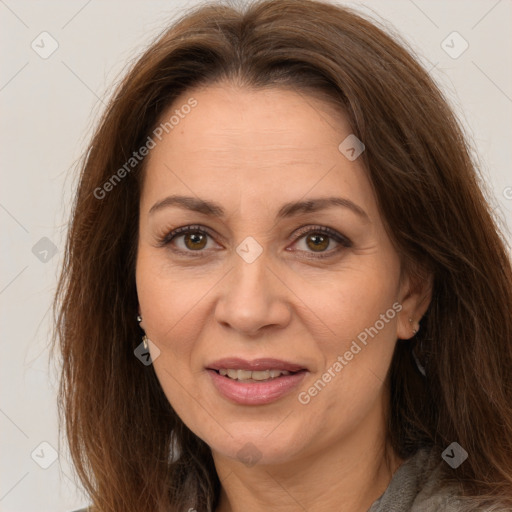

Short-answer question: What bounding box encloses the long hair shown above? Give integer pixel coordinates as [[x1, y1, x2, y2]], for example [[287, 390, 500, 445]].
[[52, 0, 512, 510]]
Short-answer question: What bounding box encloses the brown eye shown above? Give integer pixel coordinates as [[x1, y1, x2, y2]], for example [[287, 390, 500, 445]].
[[160, 225, 219, 255], [183, 232, 208, 250], [305, 233, 330, 252], [289, 225, 352, 259]]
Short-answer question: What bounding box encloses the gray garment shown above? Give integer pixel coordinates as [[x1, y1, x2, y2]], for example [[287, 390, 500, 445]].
[[367, 446, 504, 512]]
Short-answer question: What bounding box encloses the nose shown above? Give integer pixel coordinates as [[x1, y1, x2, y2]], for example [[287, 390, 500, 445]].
[[214, 248, 292, 337]]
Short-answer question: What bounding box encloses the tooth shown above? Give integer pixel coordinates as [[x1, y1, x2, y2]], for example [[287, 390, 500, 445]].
[[227, 369, 238, 379], [221, 368, 293, 380], [251, 370, 270, 381]]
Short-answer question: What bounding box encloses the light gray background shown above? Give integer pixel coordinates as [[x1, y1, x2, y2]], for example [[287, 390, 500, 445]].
[[1, 1, 511, 511]]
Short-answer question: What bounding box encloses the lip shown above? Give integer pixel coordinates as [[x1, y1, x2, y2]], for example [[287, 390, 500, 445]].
[[206, 358, 308, 405], [207, 357, 307, 373]]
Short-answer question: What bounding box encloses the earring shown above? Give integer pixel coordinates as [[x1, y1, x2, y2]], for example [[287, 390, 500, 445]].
[[409, 318, 419, 335], [408, 318, 426, 376], [412, 342, 426, 377], [137, 315, 148, 349]]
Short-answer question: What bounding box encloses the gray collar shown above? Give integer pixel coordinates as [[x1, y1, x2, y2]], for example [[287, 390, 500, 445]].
[[367, 446, 461, 512]]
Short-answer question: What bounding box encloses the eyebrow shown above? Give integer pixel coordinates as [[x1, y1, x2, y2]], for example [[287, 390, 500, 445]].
[[148, 194, 369, 221]]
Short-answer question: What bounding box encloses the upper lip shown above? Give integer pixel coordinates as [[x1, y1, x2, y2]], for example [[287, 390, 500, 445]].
[[207, 358, 307, 372]]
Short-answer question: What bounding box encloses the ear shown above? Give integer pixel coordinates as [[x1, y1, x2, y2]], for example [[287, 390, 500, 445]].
[[396, 268, 433, 340]]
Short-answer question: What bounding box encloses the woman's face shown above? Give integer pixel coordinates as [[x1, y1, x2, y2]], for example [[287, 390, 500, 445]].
[[136, 83, 422, 467]]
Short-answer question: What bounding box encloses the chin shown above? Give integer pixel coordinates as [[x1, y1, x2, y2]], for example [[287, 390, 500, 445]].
[[204, 426, 308, 467]]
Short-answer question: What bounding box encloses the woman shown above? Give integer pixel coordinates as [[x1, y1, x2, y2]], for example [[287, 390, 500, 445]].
[[54, 0, 512, 510]]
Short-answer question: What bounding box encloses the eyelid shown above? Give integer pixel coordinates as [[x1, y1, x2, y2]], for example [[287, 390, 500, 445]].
[[286, 224, 352, 259], [156, 224, 216, 247], [291, 224, 352, 247]]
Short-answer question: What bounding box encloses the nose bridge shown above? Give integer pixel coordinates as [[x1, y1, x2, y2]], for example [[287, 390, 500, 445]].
[[214, 237, 291, 335]]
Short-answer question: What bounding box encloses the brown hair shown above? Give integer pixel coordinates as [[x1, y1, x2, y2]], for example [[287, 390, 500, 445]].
[[52, 0, 512, 510]]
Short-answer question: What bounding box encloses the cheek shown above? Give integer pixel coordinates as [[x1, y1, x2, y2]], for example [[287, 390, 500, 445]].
[[136, 248, 217, 347], [300, 263, 400, 344], [294, 264, 400, 414], [135, 249, 219, 416], [295, 297, 399, 444]]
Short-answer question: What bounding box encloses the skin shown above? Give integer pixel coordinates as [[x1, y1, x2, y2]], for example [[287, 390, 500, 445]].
[[135, 82, 431, 512]]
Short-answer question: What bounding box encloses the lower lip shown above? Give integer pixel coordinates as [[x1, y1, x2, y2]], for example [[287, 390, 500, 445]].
[[207, 369, 307, 405]]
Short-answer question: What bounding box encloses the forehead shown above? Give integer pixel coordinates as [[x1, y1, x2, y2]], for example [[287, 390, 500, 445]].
[[140, 84, 375, 218], [153, 84, 348, 154]]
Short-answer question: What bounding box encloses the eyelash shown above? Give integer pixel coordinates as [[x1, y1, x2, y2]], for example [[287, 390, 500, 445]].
[[157, 224, 352, 260]]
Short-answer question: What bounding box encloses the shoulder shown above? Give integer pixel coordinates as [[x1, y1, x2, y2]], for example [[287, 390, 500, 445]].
[[369, 446, 507, 512], [411, 450, 509, 512]]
